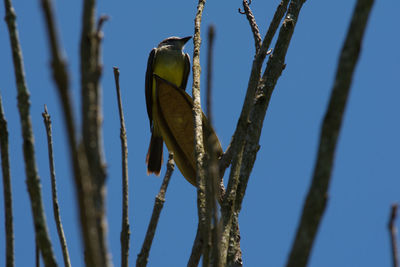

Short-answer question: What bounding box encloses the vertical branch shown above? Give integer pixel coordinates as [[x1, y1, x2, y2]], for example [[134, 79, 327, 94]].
[[205, 25, 215, 123], [192, 0, 207, 263], [4, 0, 58, 266], [205, 24, 220, 267], [286, 1, 375, 266], [0, 94, 14, 267], [136, 154, 175, 267], [80, 0, 97, 164], [389, 204, 399, 267], [42, 106, 72, 267], [113, 67, 131, 267], [39, 0, 103, 265], [80, 0, 109, 263], [200, 23, 212, 267], [80, 1, 107, 188]]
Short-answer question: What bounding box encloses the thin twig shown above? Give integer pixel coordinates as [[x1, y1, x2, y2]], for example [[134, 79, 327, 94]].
[[205, 24, 221, 267], [136, 154, 175, 267], [239, 0, 262, 53], [286, 1, 375, 266], [205, 25, 215, 126], [188, 225, 203, 267], [113, 67, 131, 267], [4, 0, 58, 266], [42, 106, 71, 267], [389, 204, 399, 267], [39, 0, 102, 265], [192, 0, 208, 264], [0, 93, 14, 267]]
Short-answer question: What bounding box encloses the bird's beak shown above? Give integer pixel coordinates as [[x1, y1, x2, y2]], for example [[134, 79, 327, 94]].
[[181, 36, 192, 45]]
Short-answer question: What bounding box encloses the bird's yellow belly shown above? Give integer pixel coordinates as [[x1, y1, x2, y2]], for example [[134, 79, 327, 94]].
[[151, 52, 186, 135], [153, 58, 185, 88], [151, 52, 186, 126]]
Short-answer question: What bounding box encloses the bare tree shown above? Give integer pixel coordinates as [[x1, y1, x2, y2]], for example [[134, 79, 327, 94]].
[[2, 0, 395, 267]]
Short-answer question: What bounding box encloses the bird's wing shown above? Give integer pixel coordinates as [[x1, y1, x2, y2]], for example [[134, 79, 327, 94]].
[[145, 48, 156, 129], [180, 53, 191, 91], [155, 74, 222, 185]]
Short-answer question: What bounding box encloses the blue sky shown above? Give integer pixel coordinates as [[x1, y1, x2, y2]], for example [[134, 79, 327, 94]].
[[0, 0, 399, 266]]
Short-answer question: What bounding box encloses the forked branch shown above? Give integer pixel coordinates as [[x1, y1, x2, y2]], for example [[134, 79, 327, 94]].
[[220, 0, 299, 265], [39, 0, 103, 265]]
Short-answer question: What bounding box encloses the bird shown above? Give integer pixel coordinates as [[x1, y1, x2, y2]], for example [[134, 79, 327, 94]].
[[145, 36, 223, 186]]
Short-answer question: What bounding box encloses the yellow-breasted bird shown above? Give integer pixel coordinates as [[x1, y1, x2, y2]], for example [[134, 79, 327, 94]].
[[145, 36, 222, 186]]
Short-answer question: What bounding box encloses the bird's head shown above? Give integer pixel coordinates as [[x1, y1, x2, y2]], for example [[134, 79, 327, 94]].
[[157, 36, 192, 50]]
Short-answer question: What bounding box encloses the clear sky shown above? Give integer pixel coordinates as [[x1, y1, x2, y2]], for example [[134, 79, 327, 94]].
[[0, 0, 399, 266]]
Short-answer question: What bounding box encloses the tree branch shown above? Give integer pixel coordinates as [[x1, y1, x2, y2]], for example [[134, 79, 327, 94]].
[[220, 0, 292, 264], [4, 0, 58, 265], [188, 224, 203, 267], [39, 0, 103, 265], [285, 1, 375, 266], [81, 2, 107, 188], [226, 212, 242, 267], [233, 0, 305, 222], [36, 239, 40, 267], [389, 204, 399, 267], [0, 93, 14, 267], [221, 0, 289, 174], [192, 0, 208, 264], [204, 24, 221, 267], [80, 0, 110, 263], [136, 154, 175, 267], [239, 0, 262, 53], [42, 106, 71, 267], [113, 67, 131, 267]]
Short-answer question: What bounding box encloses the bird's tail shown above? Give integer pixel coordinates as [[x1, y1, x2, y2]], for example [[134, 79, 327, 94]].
[[146, 133, 163, 175]]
